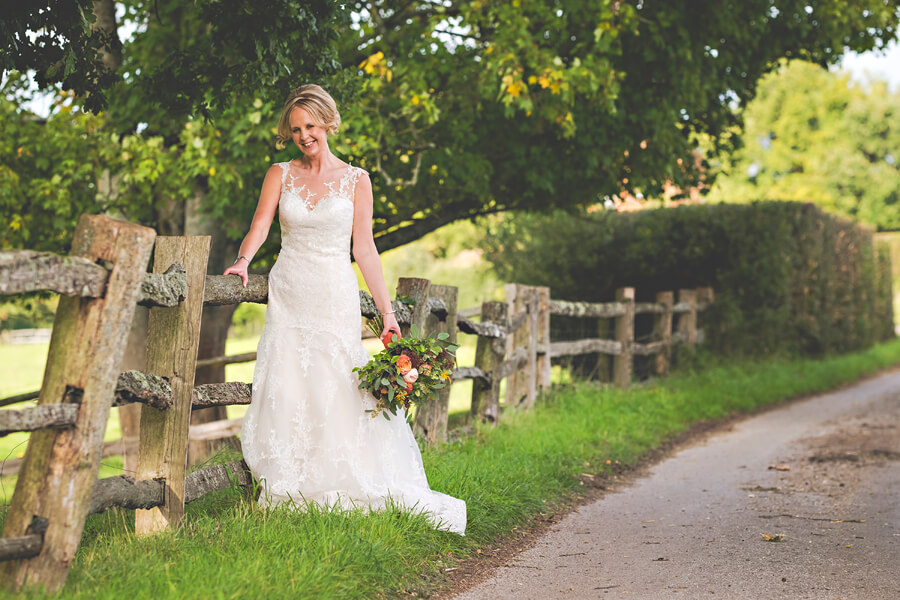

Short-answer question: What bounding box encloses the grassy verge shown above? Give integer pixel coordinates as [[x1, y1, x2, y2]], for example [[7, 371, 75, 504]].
[[4, 338, 900, 599]]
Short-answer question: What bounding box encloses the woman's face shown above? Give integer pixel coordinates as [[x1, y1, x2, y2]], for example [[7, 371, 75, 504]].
[[290, 106, 329, 157]]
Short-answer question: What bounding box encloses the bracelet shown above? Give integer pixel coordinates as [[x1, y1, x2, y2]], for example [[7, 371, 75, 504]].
[[381, 310, 395, 316], [233, 256, 250, 265]]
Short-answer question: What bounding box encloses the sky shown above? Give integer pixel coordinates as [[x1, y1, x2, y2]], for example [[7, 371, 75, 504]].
[[838, 39, 900, 90]]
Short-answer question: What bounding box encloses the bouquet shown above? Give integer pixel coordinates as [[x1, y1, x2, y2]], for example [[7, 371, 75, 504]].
[[354, 317, 458, 422]]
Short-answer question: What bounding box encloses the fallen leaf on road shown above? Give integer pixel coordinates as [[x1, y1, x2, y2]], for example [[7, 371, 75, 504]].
[[761, 533, 786, 542], [768, 464, 791, 471]]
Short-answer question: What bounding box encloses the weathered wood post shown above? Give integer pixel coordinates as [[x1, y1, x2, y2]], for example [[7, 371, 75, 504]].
[[535, 286, 552, 394], [613, 287, 635, 388], [415, 284, 458, 444], [396, 277, 430, 338], [471, 301, 507, 424], [135, 236, 210, 535], [695, 287, 714, 345], [505, 284, 537, 409], [677, 288, 698, 348], [0, 215, 156, 592], [595, 318, 612, 382], [396, 277, 431, 438], [654, 291, 674, 376]]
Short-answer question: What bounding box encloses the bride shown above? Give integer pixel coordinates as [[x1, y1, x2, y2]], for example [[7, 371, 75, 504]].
[[223, 84, 466, 535]]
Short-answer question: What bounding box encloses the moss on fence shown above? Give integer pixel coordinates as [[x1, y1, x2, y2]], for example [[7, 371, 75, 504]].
[[482, 202, 894, 358]]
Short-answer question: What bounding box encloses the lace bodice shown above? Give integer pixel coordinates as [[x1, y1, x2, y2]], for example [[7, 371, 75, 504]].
[[277, 161, 364, 258]]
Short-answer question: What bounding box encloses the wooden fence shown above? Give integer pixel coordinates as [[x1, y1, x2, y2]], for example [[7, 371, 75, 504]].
[[0, 215, 712, 592]]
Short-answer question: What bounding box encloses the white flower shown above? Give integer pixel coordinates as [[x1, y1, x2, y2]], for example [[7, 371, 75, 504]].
[[402, 368, 419, 386]]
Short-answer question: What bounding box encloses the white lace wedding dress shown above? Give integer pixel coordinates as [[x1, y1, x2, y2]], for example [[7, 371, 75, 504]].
[[240, 162, 466, 535]]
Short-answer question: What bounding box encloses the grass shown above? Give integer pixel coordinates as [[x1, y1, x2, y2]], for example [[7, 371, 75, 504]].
[[3, 337, 900, 598]]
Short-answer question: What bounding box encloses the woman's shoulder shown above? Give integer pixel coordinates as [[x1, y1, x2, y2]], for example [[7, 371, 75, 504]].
[[347, 163, 369, 180]]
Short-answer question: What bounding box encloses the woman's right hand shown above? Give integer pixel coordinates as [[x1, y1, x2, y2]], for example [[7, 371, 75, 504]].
[[223, 263, 249, 288]]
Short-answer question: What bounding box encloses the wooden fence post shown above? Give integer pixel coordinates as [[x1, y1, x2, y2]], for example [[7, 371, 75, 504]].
[[0, 215, 155, 592], [505, 284, 537, 409], [654, 291, 674, 376], [695, 287, 714, 345], [471, 301, 506, 424], [396, 277, 431, 439], [535, 286, 552, 393], [415, 284, 457, 444], [613, 287, 635, 388], [677, 289, 698, 348], [135, 236, 210, 535], [595, 318, 612, 382], [396, 277, 430, 338]]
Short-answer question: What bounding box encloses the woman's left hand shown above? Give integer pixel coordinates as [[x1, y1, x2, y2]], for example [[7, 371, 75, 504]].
[[380, 313, 401, 347]]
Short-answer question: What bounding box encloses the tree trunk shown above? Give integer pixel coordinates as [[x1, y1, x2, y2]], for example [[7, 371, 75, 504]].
[[91, 0, 123, 72]]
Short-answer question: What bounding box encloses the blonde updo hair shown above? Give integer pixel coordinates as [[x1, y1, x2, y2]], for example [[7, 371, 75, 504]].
[[276, 84, 341, 143]]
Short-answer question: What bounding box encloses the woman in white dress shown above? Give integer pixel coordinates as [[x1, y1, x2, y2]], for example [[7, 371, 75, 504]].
[[223, 85, 466, 535]]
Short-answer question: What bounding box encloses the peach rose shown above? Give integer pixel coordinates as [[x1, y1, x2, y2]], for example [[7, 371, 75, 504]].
[[397, 355, 412, 374]]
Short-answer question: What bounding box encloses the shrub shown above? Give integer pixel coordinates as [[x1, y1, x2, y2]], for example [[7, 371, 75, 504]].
[[481, 202, 893, 358]]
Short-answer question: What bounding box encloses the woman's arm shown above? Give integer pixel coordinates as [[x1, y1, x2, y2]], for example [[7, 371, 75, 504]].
[[351, 171, 401, 342], [223, 164, 283, 287]]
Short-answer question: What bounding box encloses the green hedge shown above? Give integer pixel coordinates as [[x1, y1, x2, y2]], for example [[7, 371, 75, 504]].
[[482, 202, 894, 357]]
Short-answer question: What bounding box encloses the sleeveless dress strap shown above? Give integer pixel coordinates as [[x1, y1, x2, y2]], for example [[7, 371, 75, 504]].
[[343, 165, 367, 202], [277, 162, 289, 190]]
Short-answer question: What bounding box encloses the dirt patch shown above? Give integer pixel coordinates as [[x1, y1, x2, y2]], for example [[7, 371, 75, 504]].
[[779, 406, 900, 504]]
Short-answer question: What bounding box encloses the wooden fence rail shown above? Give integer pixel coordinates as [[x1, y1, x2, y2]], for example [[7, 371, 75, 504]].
[[0, 223, 713, 593]]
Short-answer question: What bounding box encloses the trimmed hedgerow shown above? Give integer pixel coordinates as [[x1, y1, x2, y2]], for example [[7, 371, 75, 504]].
[[482, 202, 893, 358]]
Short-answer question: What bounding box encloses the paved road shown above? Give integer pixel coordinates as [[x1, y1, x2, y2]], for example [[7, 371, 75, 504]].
[[453, 370, 900, 600]]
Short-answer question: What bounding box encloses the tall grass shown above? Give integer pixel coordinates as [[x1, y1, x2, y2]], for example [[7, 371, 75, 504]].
[[3, 338, 900, 599]]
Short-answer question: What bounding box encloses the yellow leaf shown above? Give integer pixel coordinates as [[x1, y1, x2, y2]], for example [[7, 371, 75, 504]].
[[208, 167, 216, 176], [506, 80, 524, 98]]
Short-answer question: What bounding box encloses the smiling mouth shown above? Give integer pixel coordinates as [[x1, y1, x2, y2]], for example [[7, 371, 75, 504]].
[[301, 139, 316, 148]]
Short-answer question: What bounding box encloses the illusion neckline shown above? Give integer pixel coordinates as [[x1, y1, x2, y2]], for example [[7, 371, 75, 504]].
[[280, 162, 357, 213]]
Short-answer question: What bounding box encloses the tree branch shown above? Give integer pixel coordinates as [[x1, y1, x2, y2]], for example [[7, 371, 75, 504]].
[[373, 204, 505, 252]]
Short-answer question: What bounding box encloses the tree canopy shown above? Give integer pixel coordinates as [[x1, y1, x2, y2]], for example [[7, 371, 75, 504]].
[[334, 0, 900, 248], [708, 59, 900, 229], [2, 0, 900, 257]]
